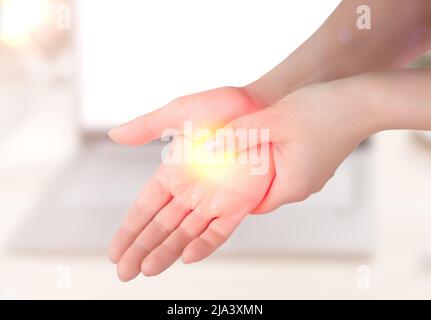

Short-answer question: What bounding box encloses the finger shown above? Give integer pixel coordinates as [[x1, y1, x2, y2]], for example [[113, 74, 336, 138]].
[[141, 210, 211, 277], [116, 197, 190, 281], [182, 213, 245, 264], [108, 98, 186, 145], [205, 106, 280, 155], [108, 87, 262, 146], [108, 176, 171, 263]]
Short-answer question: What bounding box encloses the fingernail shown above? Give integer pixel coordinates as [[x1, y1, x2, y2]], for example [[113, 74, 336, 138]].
[[182, 254, 194, 265], [108, 244, 121, 264], [182, 249, 201, 264], [108, 126, 122, 140], [141, 260, 160, 277]]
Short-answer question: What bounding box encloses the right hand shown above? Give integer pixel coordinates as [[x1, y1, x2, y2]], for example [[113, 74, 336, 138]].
[[209, 82, 377, 213]]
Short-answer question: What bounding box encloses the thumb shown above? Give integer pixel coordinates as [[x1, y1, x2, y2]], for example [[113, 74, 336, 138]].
[[108, 97, 187, 146], [205, 105, 282, 154]]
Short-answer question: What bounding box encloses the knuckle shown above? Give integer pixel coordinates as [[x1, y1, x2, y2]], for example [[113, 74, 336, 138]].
[[135, 200, 154, 217], [152, 218, 171, 235]]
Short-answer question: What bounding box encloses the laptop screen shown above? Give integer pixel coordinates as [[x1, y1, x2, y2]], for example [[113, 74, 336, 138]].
[[76, 0, 339, 130]]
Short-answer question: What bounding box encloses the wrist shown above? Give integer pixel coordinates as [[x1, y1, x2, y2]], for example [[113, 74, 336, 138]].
[[331, 75, 388, 136], [240, 84, 273, 110], [243, 59, 318, 107]]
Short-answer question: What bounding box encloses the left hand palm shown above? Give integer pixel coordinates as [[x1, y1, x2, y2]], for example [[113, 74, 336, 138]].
[[110, 135, 273, 280], [108, 87, 270, 280]]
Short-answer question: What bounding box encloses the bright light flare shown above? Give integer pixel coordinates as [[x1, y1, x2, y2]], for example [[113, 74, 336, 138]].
[[190, 134, 236, 180], [0, 0, 50, 47]]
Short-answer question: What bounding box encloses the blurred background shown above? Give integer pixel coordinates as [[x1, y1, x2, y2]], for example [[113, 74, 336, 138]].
[[0, 0, 430, 299]]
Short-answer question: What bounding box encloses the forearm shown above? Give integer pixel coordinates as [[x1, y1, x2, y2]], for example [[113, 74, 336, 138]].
[[337, 68, 431, 134], [246, 0, 431, 105]]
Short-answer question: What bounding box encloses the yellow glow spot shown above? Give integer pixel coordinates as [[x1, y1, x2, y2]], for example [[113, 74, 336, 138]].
[[1, 0, 50, 47], [190, 134, 236, 180]]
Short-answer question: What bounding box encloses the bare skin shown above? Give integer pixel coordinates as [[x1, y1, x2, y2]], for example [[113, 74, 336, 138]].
[[214, 69, 431, 214], [108, 0, 431, 280], [112, 138, 274, 279]]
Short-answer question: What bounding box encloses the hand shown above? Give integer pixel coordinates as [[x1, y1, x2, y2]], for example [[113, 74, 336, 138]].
[[108, 86, 269, 281], [108, 80, 376, 280], [206, 70, 431, 214], [109, 134, 274, 280], [211, 81, 377, 213]]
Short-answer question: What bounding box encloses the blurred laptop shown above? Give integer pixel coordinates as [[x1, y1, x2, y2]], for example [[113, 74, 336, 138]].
[[11, 0, 374, 254]]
